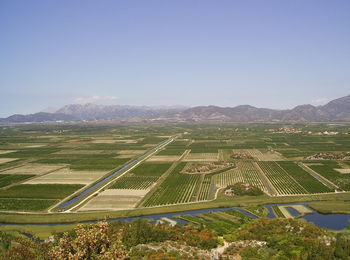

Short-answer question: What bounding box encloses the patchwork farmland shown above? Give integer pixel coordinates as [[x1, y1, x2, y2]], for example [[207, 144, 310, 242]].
[[0, 123, 348, 213]]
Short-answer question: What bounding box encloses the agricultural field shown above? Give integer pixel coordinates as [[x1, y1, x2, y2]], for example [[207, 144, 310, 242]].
[[0, 174, 35, 188], [142, 163, 201, 206], [175, 209, 254, 235], [183, 152, 219, 162], [276, 161, 333, 193], [79, 189, 149, 211], [24, 168, 108, 185], [305, 161, 350, 190], [213, 161, 268, 193], [0, 122, 349, 213], [257, 161, 308, 195]]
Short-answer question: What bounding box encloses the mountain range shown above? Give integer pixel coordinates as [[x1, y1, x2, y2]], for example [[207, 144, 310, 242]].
[[1, 95, 350, 123]]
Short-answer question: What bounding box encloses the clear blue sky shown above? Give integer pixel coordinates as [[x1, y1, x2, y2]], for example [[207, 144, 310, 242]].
[[1, 0, 349, 117]]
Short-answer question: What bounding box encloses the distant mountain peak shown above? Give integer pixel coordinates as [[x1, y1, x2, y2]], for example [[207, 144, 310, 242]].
[[1, 95, 350, 124]]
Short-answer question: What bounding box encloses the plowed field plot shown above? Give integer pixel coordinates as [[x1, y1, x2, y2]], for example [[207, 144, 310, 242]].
[[213, 161, 268, 193], [183, 153, 218, 162], [245, 149, 285, 161], [79, 189, 148, 211], [115, 150, 146, 159], [335, 169, 350, 174], [90, 139, 116, 144], [0, 158, 19, 165], [146, 155, 181, 162], [257, 162, 307, 195], [53, 150, 106, 155], [25, 168, 108, 185], [0, 164, 66, 175], [0, 150, 16, 155]]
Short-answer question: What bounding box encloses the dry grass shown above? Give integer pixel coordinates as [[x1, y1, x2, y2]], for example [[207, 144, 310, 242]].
[[0, 150, 17, 155], [183, 153, 218, 162], [1, 163, 66, 175], [278, 205, 313, 218], [290, 205, 313, 214], [91, 139, 118, 144], [147, 155, 181, 162], [25, 168, 108, 184], [335, 168, 350, 174], [79, 189, 149, 211], [116, 150, 146, 158], [117, 150, 146, 155], [23, 144, 46, 148], [0, 158, 19, 164], [53, 150, 105, 155], [91, 138, 138, 144], [245, 149, 285, 161], [278, 206, 294, 218]]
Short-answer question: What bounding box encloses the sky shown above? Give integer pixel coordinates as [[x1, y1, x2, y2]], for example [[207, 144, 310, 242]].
[[1, 0, 350, 117]]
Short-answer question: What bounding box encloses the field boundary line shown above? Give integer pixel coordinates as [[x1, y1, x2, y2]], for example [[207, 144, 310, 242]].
[[3, 165, 69, 191], [298, 162, 340, 190]]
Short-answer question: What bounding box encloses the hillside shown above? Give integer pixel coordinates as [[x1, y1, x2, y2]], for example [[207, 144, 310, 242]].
[[1, 95, 350, 123]]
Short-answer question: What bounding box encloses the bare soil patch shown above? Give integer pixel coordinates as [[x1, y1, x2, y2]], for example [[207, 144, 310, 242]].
[[0, 158, 19, 165], [79, 189, 148, 211], [1, 164, 66, 175], [116, 150, 146, 158], [53, 150, 105, 155], [335, 168, 350, 174], [245, 149, 285, 161], [25, 168, 108, 184], [0, 150, 17, 155], [183, 153, 218, 162], [147, 155, 181, 162]]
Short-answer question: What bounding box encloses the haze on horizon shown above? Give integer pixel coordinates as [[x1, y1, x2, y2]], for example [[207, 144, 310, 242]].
[[1, 0, 350, 117]]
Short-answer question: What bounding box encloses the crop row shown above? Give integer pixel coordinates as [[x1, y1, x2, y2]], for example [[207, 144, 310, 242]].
[[213, 162, 267, 193], [0, 174, 35, 188], [257, 162, 307, 195], [143, 163, 201, 206], [277, 161, 332, 193], [198, 175, 215, 201], [110, 176, 158, 190]]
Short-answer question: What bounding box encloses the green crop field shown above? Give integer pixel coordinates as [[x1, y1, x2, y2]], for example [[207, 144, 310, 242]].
[[143, 163, 201, 206], [110, 176, 158, 189], [307, 161, 350, 190], [276, 161, 332, 193], [257, 162, 307, 195], [0, 198, 57, 211], [130, 162, 172, 176], [0, 122, 348, 215], [0, 184, 83, 199], [0, 174, 35, 188]]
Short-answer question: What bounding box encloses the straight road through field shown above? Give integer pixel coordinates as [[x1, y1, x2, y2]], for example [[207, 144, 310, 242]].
[[298, 162, 340, 191], [53, 136, 176, 212]]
